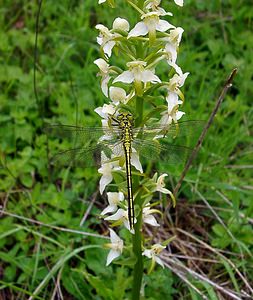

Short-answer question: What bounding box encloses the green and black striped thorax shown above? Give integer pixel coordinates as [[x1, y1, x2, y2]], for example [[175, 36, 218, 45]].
[[117, 112, 134, 145]]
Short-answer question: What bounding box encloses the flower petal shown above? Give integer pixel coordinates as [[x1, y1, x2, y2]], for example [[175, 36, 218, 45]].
[[144, 214, 160, 227], [109, 228, 121, 243], [170, 62, 182, 76], [108, 191, 124, 204], [106, 249, 120, 266], [96, 36, 103, 45], [101, 75, 110, 97], [169, 27, 184, 47], [103, 41, 116, 58], [128, 22, 148, 38], [156, 20, 175, 32], [166, 92, 179, 112], [141, 70, 161, 83], [175, 110, 185, 120], [113, 71, 134, 83], [174, 0, 184, 7], [160, 113, 173, 126], [98, 163, 115, 194], [156, 174, 172, 194], [99, 173, 113, 194], [105, 208, 126, 221], [155, 256, 165, 268], [94, 58, 109, 72], [142, 249, 152, 258], [165, 43, 177, 64], [95, 103, 116, 118], [179, 72, 190, 86], [101, 204, 117, 215], [109, 86, 127, 103], [131, 150, 143, 173]]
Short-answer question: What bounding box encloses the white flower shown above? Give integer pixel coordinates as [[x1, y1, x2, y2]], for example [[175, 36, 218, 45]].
[[145, 0, 172, 17], [113, 60, 161, 85], [174, 0, 184, 7], [99, 137, 143, 173], [101, 192, 124, 215], [163, 43, 182, 75], [112, 17, 130, 32], [169, 71, 189, 92], [159, 27, 184, 51], [96, 18, 129, 58], [128, 11, 174, 39], [95, 104, 120, 144], [160, 91, 185, 125], [167, 27, 184, 47], [143, 206, 160, 227], [131, 148, 143, 173], [98, 160, 120, 194], [105, 208, 135, 232], [155, 174, 172, 194], [109, 86, 135, 104], [167, 92, 182, 112], [94, 58, 111, 97], [164, 43, 177, 65], [109, 87, 126, 104], [113, 145, 143, 173], [94, 103, 116, 120], [142, 243, 166, 268], [106, 229, 124, 266], [98, 0, 107, 3], [96, 24, 116, 58]]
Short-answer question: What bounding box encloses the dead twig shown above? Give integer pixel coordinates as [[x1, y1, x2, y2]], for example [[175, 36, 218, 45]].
[[0, 209, 109, 240]]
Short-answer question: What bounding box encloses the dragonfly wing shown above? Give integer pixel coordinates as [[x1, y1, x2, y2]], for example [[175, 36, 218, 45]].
[[133, 120, 205, 141], [49, 143, 121, 168], [133, 139, 191, 165], [44, 124, 121, 149]]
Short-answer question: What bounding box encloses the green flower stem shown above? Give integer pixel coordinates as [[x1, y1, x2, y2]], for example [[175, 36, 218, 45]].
[[131, 193, 144, 300], [131, 95, 144, 300], [127, 0, 144, 14], [135, 96, 143, 127]]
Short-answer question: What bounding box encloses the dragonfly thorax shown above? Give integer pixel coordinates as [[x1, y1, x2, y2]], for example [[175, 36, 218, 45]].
[[117, 112, 133, 131], [116, 112, 134, 144]]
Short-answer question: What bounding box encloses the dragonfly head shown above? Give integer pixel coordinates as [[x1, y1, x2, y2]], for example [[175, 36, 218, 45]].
[[117, 112, 133, 128]]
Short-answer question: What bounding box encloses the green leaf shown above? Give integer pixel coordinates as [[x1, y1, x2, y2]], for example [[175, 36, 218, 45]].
[[4, 265, 17, 281], [85, 274, 114, 300]]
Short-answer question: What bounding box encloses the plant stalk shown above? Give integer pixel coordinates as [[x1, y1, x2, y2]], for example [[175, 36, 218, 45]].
[[131, 193, 143, 300], [131, 95, 144, 300]]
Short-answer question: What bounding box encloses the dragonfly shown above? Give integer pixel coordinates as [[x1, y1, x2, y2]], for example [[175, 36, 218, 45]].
[[45, 112, 203, 229]]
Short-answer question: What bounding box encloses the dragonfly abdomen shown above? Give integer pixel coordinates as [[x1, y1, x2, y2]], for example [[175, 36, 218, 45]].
[[123, 141, 135, 230]]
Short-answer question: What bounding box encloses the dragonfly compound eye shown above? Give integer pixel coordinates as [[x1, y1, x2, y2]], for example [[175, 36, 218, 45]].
[[117, 113, 123, 120]]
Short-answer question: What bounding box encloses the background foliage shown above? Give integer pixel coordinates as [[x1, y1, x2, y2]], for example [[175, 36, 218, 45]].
[[0, 0, 252, 299]]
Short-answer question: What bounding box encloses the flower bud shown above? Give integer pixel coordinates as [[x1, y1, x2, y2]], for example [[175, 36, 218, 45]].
[[113, 17, 130, 32], [109, 86, 127, 103]]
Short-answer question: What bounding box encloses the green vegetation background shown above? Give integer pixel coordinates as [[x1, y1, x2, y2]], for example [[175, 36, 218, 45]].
[[0, 0, 252, 299]]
